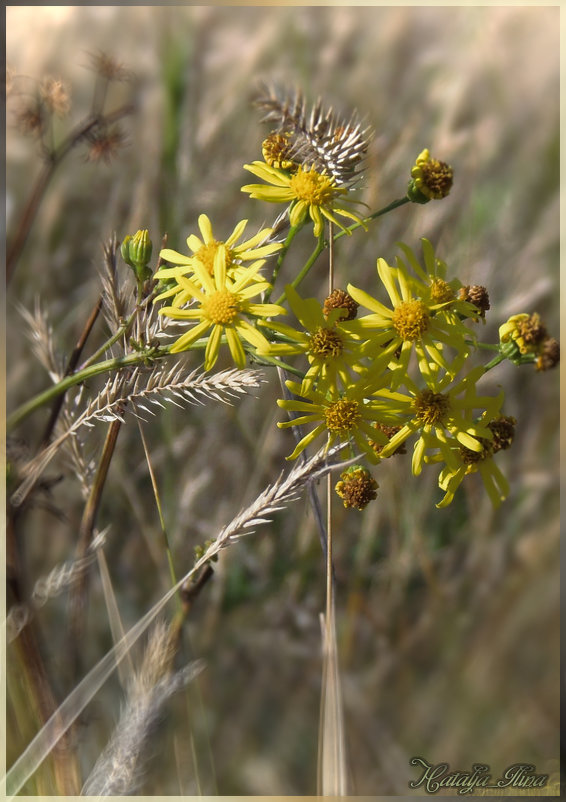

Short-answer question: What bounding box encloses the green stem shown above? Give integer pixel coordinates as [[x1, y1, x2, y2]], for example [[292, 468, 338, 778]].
[[264, 224, 302, 302], [249, 352, 306, 379], [333, 196, 411, 241], [483, 353, 506, 371], [275, 231, 326, 306], [7, 349, 166, 431]]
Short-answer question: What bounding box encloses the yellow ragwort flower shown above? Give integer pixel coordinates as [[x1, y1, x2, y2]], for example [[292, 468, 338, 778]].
[[155, 214, 281, 305], [378, 359, 504, 478], [343, 250, 474, 387], [241, 160, 367, 237], [158, 246, 285, 370], [277, 368, 409, 462], [432, 415, 516, 508], [257, 284, 366, 395]]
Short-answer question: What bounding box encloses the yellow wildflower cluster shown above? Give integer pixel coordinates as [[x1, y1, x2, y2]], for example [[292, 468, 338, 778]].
[[148, 93, 558, 511]]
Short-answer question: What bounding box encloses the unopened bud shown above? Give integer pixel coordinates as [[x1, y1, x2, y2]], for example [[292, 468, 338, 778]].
[[121, 229, 153, 282]]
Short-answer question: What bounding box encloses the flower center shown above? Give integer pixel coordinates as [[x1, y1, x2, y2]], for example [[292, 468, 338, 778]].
[[289, 166, 342, 206], [413, 389, 450, 426], [430, 278, 454, 305], [262, 132, 296, 170], [392, 299, 430, 341], [324, 399, 361, 433], [201, 289, 240, 325], [196, 241, 234, 274], [308, 327, 344, 360]]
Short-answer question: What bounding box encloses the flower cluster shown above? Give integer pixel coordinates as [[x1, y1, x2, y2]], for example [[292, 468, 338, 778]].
[[148, 87, 559, 512], [261, 239, 516, 508]]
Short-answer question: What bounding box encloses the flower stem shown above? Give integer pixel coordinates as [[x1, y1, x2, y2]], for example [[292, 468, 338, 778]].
[[333, 196, 411, 241], [6, 103, 136, 283], [484, 352, 506, 371], [264, 224, 301, 301], [275, 230, 326, 306]]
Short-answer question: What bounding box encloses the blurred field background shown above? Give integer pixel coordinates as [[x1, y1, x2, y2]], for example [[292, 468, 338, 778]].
[[6, 5, 560, 796]]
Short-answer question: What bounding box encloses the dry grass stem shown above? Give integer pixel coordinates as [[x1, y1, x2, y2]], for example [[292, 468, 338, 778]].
[[81, 621, 204, 796], [11, 366, 266, 508]]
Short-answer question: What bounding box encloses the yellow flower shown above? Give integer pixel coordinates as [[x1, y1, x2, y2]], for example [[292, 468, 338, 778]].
[[257, 284, 365, 395], [277, 369, 409, 462], [158, 246, 285, 370], [343, 251, 474, 387], [241, 161, 367, 237], [378, 360, 504, 477], [154, 214, 281, 304], [432, 416, 516, 507], [499, 313, 548, 355]]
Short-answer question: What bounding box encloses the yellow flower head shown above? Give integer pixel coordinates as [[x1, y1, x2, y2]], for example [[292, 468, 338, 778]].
[[241, 160, 367, 237], [154, 214, 281, 304], [277, 368, 409, 462], [343, 248, 475, 387], [378, 358, 504, 479], [158, 246, 285, 370], [257, 284, 366, 395], [499, 313, 548, 355], [433, 415, 516, 508]]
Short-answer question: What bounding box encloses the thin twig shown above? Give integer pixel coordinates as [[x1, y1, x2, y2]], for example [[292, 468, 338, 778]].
[[67, 418, 123, 679], [7, 103, 136, 283], [38, 295, 103, 450]]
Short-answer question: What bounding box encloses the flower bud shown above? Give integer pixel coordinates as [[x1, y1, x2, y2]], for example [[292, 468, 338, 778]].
[[121, 229, 153, 282], [408, 148, 454, 203]]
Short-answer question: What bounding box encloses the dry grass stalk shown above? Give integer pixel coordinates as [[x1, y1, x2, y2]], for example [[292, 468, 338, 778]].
[[18, 299, 65, 383], [318, 600, 348, 796], [99, 233, 130, 332], [81, 621, 204, 795], [6, 528, 109, 643], [4, 444, 355, 797], [11, 366, 266, 508]]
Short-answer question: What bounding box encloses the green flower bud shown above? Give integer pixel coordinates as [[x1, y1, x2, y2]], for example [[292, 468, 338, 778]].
[[120, 235, 134, 266], [406, 179, 431, 204], [121, 229, 153, 282]]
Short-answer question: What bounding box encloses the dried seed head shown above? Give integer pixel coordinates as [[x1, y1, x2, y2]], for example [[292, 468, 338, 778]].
[[369, 423, 406, 456], [515, 312, 548, 349], [459, 415, 516, 465], [84, 124, 127, 164], [40, 77, 71, 117], [488, 415, 517, 453], [14, 99, 45, 137], [458, 285, 490, 318], [536, 337, 560, 372], [335, 465, 378, 510], [87, 50, 133, 82], [253, 82, 372, 187], [323, 288, 359, 321]]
